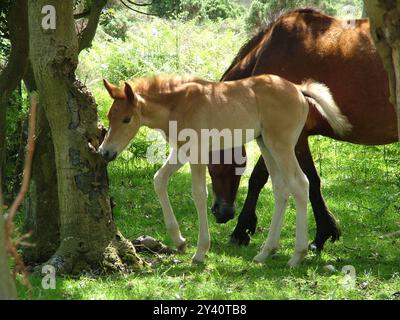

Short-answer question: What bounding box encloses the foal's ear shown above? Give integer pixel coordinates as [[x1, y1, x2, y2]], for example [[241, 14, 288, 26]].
[[103, 79, 118, 98], [124, 82, 136, 104]]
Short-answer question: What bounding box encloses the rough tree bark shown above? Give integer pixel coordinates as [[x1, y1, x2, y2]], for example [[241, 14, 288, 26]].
[[364, 0, 400, 139], [23, 0, 108, 265], [28, 0, 143, 274], [0, 180, 16, 300]]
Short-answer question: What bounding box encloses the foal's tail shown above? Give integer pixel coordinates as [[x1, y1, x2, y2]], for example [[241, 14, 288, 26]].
[[300, 80, 352, 136]]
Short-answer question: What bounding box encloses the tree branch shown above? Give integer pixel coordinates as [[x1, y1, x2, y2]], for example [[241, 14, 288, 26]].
[[78, 0, 108, 52], [120, 0, 159, 16], [125, 0, 153, 6], [74, 10, 91, 20]]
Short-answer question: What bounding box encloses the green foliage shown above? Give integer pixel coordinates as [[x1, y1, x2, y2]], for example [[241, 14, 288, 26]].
[[73, 0, 93, 11], [149, 0, 245, 21], [149, 0, 180, 18], [181, 0, 245, 21], [245, 0, 365, 32], [0, 0, 10, 65], [2, 88, 28, 201], [78, 17, 244, 83], [99, 7, 132, 40]]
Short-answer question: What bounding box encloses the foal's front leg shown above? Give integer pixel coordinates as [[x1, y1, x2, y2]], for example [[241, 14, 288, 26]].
[[154, 152, 186, 252], [190, 164, 210, 264]]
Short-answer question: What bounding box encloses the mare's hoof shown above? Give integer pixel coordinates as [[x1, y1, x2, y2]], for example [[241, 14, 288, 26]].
[[229, 232, 250, 246]]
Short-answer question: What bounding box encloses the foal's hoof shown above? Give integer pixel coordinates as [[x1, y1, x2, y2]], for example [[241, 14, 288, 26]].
[[287, 251, 307, 268], [253, 247, 277, 264], [253, 254, 266, 264], [191, 254, 206, 265], [177, 241, 187, 254]]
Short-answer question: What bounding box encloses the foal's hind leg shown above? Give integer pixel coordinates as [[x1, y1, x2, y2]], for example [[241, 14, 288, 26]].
[[259, 138, 310, 267], [254, 138, 289, 263]]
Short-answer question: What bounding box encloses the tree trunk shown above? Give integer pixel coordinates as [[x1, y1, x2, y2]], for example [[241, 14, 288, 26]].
[[364, 0, 400, 140], [0, 180, 17, 300], [28, 0, 143, 274], [0, 0, 29, 188], [23, 0, 108, 266]]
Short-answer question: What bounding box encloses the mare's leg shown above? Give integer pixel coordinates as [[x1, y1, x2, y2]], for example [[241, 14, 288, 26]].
[[295, 135, 341, 251], [190, 164, 210, 264], [253, 138, 289, 262], [230, 155, 269, 245], [154, 151, 186, 252]]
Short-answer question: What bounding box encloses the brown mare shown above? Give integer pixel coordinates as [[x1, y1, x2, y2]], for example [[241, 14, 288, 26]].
[[208, 8, 398, 250]]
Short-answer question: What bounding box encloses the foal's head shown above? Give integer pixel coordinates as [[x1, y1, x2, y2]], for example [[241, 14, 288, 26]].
[[99, 79, 142, 162]]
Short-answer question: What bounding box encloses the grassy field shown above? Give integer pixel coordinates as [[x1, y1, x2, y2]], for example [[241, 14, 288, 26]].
[[15, 137, 400, 300], [13, 10, 400, 300]]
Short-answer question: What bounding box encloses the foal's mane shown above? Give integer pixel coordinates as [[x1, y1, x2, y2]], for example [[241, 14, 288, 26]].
[[128, 75, 209, 96], [220, 8, 324, 81]]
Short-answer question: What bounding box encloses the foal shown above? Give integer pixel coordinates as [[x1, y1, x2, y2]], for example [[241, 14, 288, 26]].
[[99, 75, 350, 267]]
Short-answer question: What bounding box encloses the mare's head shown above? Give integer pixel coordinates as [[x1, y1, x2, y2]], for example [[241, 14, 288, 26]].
[[99, 79, 142, 162], [209, 148, 246, 223]]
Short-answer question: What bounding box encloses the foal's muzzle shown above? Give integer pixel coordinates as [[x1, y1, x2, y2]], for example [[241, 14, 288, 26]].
[[100, 149, 117, 162], [211, 200, 235, 224]]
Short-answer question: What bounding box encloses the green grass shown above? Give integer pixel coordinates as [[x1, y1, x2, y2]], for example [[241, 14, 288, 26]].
[[15, 138, 400, 300]]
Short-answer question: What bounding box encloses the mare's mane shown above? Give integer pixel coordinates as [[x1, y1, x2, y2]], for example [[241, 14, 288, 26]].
[[220, 8, 325, 80]]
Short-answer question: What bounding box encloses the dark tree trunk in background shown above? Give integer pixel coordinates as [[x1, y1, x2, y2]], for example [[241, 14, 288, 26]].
[[23, 84, 60, 264], [364, 0, 400, 140], [28, 0, 143, 274], [0, 0, 29, 188]]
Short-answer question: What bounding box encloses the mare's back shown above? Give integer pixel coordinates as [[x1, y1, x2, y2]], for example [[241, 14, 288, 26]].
[[249, 9, 395, 142]]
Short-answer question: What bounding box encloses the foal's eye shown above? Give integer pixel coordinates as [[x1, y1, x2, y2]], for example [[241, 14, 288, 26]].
[[122, 117, 131, 124]]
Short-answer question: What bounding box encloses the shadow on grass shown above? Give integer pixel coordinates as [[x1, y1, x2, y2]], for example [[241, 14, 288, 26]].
[[16, 158, 396, 299], [109, 159, 400, 276]]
